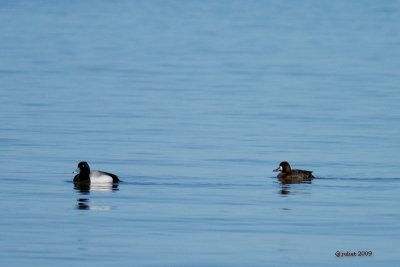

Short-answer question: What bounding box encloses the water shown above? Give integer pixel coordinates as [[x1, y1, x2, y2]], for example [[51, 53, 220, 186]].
[[1, 1, 399, 266]]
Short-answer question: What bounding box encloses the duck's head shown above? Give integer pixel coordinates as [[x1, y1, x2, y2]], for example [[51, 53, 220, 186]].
[[76, 161, 91, 175], [273, 161, 292, 173]]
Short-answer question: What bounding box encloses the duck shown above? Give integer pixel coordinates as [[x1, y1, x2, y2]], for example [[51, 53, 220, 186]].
[[273, 161, 314, 184], [73, 161, 120, 185]]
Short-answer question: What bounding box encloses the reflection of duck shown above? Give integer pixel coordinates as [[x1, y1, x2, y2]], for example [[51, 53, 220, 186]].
[[273, 161, 314, 184], [76, 198, 112, 211], [76, 198, 90, 210], [279, 188, 290, 195], [73, 161, 119, 185], [74, 183, 119, 193]]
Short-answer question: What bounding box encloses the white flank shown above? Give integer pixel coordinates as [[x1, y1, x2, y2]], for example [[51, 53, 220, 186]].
[[90, 171, 114, 184]]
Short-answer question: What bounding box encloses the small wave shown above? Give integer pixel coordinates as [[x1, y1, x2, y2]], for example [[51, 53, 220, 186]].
[[316, 177, 400, 181]]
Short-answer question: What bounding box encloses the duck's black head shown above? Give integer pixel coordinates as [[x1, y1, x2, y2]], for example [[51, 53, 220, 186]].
[[77, 161, 91, 175]]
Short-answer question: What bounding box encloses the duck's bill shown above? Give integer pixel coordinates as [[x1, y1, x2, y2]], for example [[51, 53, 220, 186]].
[[72, 168, 80, 174], [273, 166, 282, 172]]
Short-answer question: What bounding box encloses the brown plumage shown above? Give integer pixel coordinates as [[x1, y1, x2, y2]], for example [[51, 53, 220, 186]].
[[273, 161, 314, 184]]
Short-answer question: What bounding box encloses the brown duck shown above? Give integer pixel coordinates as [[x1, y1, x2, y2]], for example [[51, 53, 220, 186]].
[[273, 161, 314, 184]]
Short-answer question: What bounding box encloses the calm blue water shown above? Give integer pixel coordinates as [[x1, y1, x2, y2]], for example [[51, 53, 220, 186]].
[[1, 1, 399, 266]]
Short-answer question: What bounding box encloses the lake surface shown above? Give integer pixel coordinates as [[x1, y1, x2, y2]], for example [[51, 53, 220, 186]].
[[1, 1, 399, 266]]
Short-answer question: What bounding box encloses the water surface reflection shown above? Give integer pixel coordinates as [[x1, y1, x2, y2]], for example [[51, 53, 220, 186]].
[[74, 183, 119, 193], [278, 182, 313, 196], [74, 183, 119, 210]]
